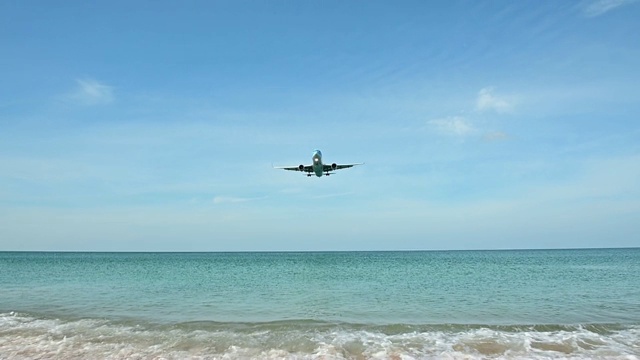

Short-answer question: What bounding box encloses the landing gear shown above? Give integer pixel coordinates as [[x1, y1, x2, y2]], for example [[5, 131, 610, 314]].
[[307, 173, 312, 177]]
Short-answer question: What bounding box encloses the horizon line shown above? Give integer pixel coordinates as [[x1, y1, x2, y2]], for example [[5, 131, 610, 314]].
[[1, 246, 638, 254]]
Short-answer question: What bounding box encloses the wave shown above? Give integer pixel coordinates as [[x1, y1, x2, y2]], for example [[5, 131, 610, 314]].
[[1, 312, 639, 359]]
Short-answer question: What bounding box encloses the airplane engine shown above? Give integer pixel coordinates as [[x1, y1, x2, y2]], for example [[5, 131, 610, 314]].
[[331, 163, 337, 170], [298, 164, 304, 171]]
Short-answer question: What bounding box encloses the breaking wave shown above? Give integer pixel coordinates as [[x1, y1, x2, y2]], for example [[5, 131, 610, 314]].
[[1, 312, 639, 359]]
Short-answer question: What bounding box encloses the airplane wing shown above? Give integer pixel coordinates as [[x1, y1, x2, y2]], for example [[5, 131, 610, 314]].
[[322, 163, 364, 171], [274, 165, 314, 173]]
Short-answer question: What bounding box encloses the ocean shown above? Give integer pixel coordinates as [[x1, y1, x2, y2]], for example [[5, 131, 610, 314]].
[[1, 249, 639, 359]]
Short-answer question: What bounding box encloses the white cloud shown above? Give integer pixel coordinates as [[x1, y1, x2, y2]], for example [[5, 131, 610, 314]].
[[581, 0, 637, 17], [427, 116, 474, 136], [66, 78, 114, 106], [476, 87, 512, 113]]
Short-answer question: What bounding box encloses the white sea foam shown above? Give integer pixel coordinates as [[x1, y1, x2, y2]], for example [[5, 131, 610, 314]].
[[1, 313, 639, 359]]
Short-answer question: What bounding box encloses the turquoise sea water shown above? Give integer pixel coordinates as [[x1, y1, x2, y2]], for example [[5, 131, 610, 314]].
[[1, 249, 639, 359]]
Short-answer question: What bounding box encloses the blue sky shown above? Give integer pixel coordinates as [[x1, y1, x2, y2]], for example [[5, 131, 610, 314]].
[[1, 0, 639, 251]]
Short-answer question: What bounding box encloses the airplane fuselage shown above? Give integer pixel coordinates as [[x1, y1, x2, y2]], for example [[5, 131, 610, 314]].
[[312, 149, 323, 177]]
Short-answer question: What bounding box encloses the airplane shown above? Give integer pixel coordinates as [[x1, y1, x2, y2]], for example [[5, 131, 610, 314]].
[[274, 150, 363, 177]]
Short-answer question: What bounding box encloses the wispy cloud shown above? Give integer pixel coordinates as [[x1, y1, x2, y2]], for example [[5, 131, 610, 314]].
[[427, 116, 475, 137], [213, 196, 266, 204], [66, 78, 114, 106], [483, 131, 509, 142], [426, 87, 515, 139], [312, 192, 354, 199], [581, 0, 637, 17], [476, 87, 512, 113]]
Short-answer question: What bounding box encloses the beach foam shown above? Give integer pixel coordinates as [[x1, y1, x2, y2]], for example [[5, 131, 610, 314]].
[[1, 312, 639, 359]]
